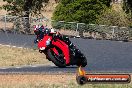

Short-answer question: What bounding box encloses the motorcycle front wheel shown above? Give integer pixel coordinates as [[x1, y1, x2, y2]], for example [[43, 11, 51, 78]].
[[47, 47, 66, 68]]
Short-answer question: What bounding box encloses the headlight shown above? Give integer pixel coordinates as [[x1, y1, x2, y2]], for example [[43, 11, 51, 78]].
[[40, 47, 45, 50], [46, 38, 51, 46]]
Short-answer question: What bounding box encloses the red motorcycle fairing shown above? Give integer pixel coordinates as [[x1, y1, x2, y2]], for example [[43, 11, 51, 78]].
[[38, 35, 52, 49], [52, 47, 59, 55], [52, 39, 70, 64], [38, 34, 70, 65]]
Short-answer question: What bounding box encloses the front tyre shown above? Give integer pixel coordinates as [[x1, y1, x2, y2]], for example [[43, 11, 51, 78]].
[[47, 49, 66, 68]]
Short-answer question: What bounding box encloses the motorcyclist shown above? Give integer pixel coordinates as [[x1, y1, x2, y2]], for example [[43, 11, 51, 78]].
[[34, 24, 47, 43], [34, 25, 58, 42], [34, 24, 73, 47], [51, 29, 73, 47]]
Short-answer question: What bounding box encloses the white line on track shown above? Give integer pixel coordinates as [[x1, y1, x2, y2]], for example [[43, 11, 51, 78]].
[[15, 67, 21, 69], [0, 44, 24, 49], [1, 68, 7, 69], [0, 64, 51, 70], [31, 65, 37, 67], [50, 64, 55, 66]]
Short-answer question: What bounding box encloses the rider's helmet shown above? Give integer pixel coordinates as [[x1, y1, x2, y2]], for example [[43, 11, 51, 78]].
[[34, 24, 45, 35], [39, 23, 44, 31], [33, 25, 40, 35]]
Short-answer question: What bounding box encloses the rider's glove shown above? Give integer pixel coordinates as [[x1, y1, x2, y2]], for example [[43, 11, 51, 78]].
[[52, 33, 58, 39], [34, 39, 39, 44]]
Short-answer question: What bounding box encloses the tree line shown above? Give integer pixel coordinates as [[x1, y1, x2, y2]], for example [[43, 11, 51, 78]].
[[1, 0, 132, 29], [52, 0, 132, 27]]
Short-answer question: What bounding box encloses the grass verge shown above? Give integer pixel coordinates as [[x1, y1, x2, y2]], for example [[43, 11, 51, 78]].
[[0, 74, 131, 88], [0, 45, 51, 67]]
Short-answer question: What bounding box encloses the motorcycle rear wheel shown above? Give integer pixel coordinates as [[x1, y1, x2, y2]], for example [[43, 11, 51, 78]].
[[75, 50, 87, 67], [76, 56, 87, 67]]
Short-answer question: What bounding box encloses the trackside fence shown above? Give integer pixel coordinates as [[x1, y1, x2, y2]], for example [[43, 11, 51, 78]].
[[0, 15, 132, 41]]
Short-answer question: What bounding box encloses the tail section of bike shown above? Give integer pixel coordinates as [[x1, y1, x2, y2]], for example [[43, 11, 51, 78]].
[[69, 44, 87, 67]]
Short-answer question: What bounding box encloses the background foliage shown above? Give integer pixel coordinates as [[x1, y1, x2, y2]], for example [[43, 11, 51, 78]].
[[123, 0, 132, 27], [97, 4, 131, 27], [123, 0, 132, 14], [52, 0, 132, 27], [1, 0, 132, 28], [2, 0, 49, 16], [52, 0, 110, 24]]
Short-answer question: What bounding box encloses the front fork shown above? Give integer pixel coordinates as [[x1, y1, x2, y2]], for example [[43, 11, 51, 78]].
[[39, 47, 51, 61]]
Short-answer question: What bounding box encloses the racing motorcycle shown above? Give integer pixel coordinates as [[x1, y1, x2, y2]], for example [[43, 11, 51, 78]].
[[36, 30, 87, 68]]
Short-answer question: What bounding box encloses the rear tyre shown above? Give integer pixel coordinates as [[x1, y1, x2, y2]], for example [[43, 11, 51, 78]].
[[81, 57, 87, 67], [76, 50, 87, 67], [47, 48, 66, 68], [77, 56, 87, 67], [70, 47, 87, 67]]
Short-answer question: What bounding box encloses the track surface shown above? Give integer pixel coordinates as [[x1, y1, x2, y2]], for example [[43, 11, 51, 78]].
[[0, 32, 132, 73]]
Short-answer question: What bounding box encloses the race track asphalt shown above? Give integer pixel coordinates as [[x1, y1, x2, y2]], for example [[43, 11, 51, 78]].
[[0, 32, 132, 73]]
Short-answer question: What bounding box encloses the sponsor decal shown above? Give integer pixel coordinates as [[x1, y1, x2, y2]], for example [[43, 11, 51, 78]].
[[76, 66, 131, 85]]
